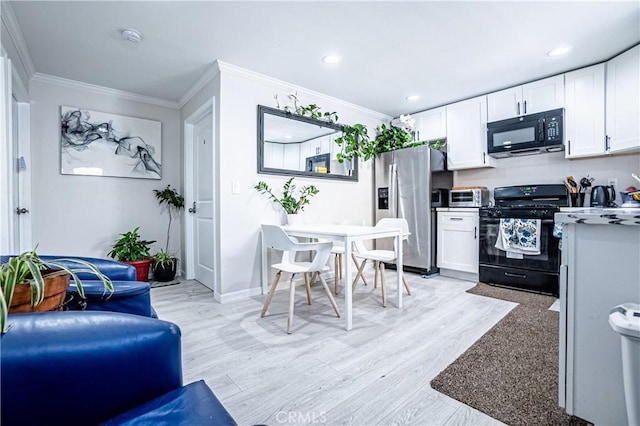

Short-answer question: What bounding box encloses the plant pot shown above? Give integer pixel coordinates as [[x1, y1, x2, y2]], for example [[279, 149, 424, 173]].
[[9, 271, 70, 313], [124, 259, 152, 282], [287, 214, 302, 226], [153, 259, 177, 282]]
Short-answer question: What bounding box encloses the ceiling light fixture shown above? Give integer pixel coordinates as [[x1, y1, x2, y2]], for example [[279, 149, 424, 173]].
[[322, 55, 341, 64], [406, 95, 420, 101], [547, 46, 572, 57], [121, 28, 142, 43]]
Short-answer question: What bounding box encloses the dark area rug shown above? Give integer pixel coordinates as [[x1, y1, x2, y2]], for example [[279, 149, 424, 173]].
[[430, 283, 589, 426]]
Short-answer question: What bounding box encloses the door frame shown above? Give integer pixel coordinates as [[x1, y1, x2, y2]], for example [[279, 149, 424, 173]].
[[183, 98, 219, 293]]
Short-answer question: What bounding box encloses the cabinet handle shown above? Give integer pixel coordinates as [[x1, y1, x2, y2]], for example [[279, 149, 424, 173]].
[[483, 152, 486, 164], [450, 217, 464, 221], [517, 102, 521, 116], [605, 135, 611, 151], [567, 140, 571, 156], [474, 226, 477, 240], [523, 100, 527, 114]]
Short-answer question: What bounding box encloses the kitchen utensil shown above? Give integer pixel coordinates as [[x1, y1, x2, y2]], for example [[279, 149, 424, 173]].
[[591, 185, 616, 207], [566, 176, 578, 193], [580, 176, 594, 192]]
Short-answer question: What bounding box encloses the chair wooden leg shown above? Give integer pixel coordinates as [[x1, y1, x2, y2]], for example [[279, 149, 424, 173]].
[[338, 254, 343, 279], [287, 274, 296, 334], [318, 274, 341, 317], [304, 273, 312, 305], [334, 254, 340, 295], [374, 261, 379, 289], [402, 272, 411, 295], [351, 254, 369, 286], [261, 271, 281, 317], [352, 259, 368, 292], [380, 262, 387, 308], [310, 271, 319, 284]]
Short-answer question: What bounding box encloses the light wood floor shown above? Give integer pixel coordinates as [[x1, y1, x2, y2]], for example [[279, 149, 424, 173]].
[[151, 271, 516, 426]]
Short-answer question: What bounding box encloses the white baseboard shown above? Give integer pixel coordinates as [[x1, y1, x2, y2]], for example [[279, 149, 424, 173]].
[[439, 268, 479, 283], [214, 286, 263, 304]]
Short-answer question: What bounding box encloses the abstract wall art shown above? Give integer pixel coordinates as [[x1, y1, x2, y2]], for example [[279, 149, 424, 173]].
[[60, 106, 162, 179]]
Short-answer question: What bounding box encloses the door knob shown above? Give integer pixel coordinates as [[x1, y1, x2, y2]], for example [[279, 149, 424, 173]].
[[16, 207, 29, 215], [188, 202, 197, 213]]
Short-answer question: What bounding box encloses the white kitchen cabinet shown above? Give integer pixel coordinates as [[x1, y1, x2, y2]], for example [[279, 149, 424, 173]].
[[282, 143, 300, 171], [263, 142, 284, 169], [564, 64, 606, 158], [437, 210, 479, 275], [413, 106, 447, 141], [606, 44, 640, 153], [487, 75, 565, 122], [445, 95, 495, 170]]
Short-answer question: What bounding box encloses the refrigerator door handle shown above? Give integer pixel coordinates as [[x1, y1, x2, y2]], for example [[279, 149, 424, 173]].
[[389, 163, 398, 217]]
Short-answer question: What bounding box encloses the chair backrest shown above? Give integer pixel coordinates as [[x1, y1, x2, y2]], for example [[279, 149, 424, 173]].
[[261, 225, 332, 272], [375, 218, 410, 241]]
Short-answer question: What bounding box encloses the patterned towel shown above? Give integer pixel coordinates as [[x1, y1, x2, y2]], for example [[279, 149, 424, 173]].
[[495, 218, 541, 255]]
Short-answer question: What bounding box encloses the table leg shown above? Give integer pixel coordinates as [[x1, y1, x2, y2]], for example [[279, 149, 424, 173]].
[[261, 230, 268, 294], [396, 232, 403, 308], [344, 236, 353, 330]]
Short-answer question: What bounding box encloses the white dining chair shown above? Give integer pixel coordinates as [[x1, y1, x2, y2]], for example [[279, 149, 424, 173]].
[[352, 218, 411, 307], [330, 219, 367, 295], [261, 224, 341, 334]]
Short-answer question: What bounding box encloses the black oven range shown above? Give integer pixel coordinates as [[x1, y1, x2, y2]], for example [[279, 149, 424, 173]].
[[479, 184, 569, 296]]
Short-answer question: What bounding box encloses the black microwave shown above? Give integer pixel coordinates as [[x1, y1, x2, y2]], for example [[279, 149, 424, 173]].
[[487, 108, 564, 158]]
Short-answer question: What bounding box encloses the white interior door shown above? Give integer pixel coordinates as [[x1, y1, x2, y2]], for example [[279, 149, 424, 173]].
[[191, 112, 215, 290]]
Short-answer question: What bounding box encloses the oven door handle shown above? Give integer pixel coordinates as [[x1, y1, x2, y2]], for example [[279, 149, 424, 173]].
[[504, 271, 527, 279]]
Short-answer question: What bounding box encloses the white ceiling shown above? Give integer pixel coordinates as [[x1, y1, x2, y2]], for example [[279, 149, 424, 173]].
[[7, 1, 640, 117]]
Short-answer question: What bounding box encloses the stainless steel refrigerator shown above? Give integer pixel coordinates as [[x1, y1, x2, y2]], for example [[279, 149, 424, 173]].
[[374, 145, 453, 274]]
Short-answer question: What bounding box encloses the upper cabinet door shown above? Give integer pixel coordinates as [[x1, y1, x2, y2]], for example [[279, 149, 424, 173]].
[[521, 75, 565, 115], [487, 75, 565, 122], [487, 87, 522, 122], [565, 64, 606, 158], [606, 45, 640, 154], [413, 107, 447, 141], [446, 95, 495, 170]]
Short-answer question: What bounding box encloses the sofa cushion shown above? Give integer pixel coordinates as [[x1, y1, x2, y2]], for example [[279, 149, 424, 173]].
[[66, 280, 153, 317], [101, 380, 237, 426]]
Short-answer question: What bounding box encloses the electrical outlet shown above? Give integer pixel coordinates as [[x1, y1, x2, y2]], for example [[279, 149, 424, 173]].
[[608, 178, 618, 188]]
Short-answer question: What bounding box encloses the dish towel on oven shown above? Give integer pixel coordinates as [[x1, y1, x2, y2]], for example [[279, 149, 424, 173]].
[[495, 218, 541, 255]]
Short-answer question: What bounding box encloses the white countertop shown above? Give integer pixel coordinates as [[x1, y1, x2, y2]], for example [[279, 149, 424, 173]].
[[436, 207, 480, 212], [555, 208, 640, 226]]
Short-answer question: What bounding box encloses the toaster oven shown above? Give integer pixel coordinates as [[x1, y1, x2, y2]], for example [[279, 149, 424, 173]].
[[449, 188, 490, 207]]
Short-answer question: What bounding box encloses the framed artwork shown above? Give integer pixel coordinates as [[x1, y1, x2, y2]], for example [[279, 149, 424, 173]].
[[60, 106, 162, 179]]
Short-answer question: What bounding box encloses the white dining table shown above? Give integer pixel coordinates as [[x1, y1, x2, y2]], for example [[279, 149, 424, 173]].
[[260, 223, 404, 331]]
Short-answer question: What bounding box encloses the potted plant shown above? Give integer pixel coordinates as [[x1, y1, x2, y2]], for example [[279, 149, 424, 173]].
[[0, 250, 114, 333], [107, 227, 156, 282], [254, 177, 319, 225], [152, 185, 185, 282], [335, 123, 373, 165]]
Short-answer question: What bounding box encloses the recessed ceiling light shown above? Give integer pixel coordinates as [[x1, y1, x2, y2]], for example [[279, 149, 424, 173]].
[[406, 95, 420, 101], [284, 135, 292, 139], [121, 28, 142, 43], [547, 46, 572, 57], [322, 55, 341, 64]]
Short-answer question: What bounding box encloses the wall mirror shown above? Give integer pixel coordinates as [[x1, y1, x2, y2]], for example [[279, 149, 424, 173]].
[[257, 105, 358, 181]]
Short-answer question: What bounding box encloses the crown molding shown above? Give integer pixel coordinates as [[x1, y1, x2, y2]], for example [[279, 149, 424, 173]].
[[11, 61, 28, 102], [1, 2, 36, 80], [177, 62, 222, 109], [216, 60, 391, 122], [32, 73, 180, 109]]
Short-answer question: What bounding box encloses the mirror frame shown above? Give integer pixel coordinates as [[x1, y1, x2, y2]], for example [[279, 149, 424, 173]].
[[257, 105, 358, 181]]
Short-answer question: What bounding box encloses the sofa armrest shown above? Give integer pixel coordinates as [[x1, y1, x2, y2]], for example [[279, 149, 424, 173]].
[[1, 311, 182, 425]]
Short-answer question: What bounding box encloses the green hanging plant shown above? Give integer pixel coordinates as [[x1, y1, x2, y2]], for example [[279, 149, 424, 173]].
[[334, 123, 373, 164]]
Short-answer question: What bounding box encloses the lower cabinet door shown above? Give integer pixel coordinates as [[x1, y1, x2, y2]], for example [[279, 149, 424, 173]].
[[437, 211, 479, 274]]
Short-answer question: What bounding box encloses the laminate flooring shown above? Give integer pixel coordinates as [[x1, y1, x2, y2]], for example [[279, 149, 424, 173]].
[[151, 272, 516, 426]]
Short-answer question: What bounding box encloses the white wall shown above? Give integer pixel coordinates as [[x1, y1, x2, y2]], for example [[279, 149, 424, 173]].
[[28, 79, 181, 258], [455, 151, 640, 204], [181, 63, 388, 299]]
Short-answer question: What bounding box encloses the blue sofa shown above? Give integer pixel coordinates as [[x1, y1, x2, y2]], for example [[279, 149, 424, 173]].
[[1, 311, 237, 425], [0, 255, 156, 318]]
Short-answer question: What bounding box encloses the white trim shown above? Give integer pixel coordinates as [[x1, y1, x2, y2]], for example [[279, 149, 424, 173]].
[[0, 2, 36, 80], [11, 61, 28, 102], [217, 60, 391, 121], [214, 286, 263, 304], [0, 56, 13, 254], [177, 62, 221, 109], [31, 73, 180, 109]]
